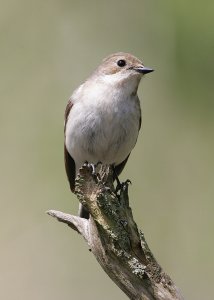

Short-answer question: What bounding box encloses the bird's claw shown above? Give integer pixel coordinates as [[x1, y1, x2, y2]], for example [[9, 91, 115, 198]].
[[83, 161, 102, 182], [115, 179, 132, 195], [83, 161, 97, 175]]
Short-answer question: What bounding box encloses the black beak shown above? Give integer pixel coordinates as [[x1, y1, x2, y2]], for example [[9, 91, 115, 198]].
[[134, 66, 154, 74]]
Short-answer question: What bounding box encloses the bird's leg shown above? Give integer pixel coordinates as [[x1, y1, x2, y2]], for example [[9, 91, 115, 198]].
[[90, 163, 96, 175], [92, 161, 101, 177], [83, 161, 96, 175], [84, 161, 103, 181], [113, 167, 132, 195]]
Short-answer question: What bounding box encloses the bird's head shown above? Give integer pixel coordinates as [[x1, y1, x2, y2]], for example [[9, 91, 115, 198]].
[[95, 52, 153, 89]]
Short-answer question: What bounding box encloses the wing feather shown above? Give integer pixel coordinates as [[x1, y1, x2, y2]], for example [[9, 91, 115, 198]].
[[64, 100, 76, 192]]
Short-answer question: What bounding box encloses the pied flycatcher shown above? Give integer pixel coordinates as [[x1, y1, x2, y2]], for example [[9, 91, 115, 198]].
[[64, 52, 153, 218]]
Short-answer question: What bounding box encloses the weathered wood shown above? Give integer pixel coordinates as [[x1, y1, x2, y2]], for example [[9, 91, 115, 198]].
[[47, 164, 184, 300]]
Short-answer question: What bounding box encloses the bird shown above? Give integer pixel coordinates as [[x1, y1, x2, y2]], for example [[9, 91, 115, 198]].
[[64, 52, 153, 218]]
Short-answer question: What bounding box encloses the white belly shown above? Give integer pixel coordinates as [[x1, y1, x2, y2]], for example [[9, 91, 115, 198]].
[[65, 94, 140, 172]]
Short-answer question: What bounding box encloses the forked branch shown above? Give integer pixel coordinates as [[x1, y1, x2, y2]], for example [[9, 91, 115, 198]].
[[47, 165, 184, 300]]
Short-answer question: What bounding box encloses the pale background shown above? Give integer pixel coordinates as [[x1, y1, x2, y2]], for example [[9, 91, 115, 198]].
[[1, 1, 214, 299]]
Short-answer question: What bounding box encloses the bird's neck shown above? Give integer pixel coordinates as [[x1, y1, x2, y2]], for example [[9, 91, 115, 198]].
[[96, 75, 140, 99]]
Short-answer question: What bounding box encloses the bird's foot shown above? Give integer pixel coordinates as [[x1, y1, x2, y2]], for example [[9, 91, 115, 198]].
[[113, 166, 131, 195], [84, 161, 102, 181], [115, 179, 132, 196], [122, 179, 132, 189]]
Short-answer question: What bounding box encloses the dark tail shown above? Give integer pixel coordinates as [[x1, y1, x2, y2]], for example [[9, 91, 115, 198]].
[[78, 204, 89, 219]]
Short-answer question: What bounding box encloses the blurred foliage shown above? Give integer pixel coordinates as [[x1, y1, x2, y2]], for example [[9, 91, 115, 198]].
[[0, 1, 213, 300]]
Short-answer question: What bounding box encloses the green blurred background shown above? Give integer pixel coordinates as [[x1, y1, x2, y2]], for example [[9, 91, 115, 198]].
[[1, 0, 213, 299]]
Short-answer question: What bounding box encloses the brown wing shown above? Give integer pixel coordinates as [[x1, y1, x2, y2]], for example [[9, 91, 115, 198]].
[[114, 115, 141, 176], [64, 100, 76, 192], [64, 99, 73, 132]]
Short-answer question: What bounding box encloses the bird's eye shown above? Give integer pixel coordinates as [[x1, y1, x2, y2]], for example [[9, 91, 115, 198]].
[[117, 59, 126, 67]]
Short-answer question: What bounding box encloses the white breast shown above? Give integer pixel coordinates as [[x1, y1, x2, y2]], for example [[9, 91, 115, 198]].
[[65, 80, 141, 173]]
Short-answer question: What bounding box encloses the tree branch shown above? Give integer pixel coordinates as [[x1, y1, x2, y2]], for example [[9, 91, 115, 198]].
[[47, 165, 184, 300]]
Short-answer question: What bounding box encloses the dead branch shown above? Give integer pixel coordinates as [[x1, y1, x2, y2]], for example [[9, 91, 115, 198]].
[[47, 165, 184, 300]]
